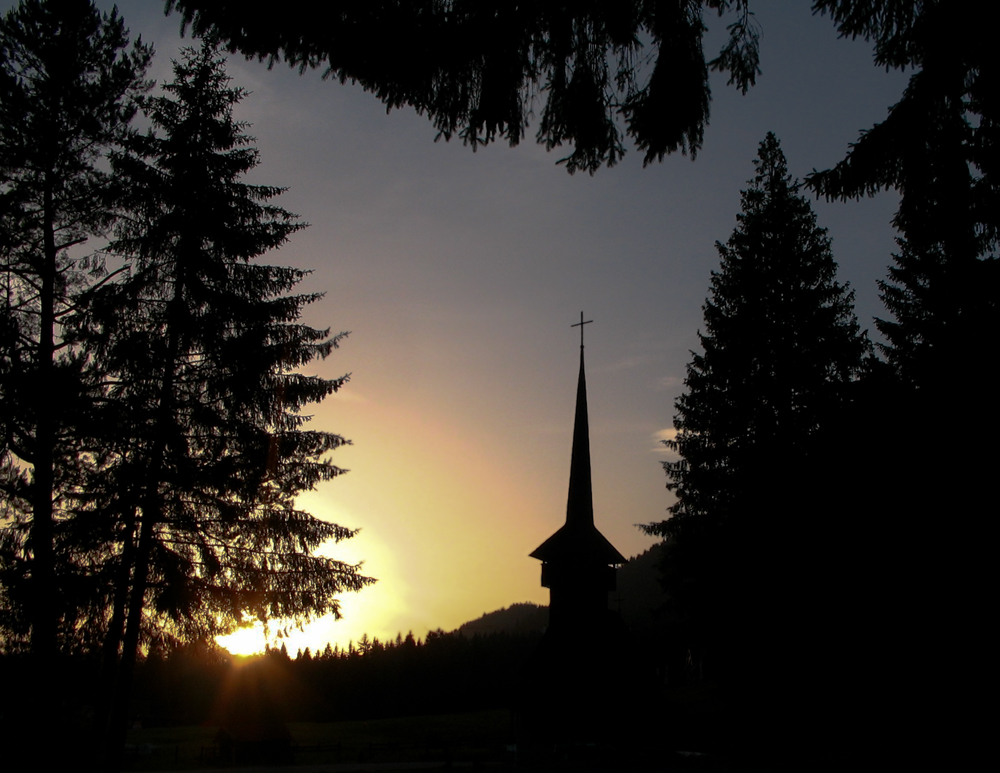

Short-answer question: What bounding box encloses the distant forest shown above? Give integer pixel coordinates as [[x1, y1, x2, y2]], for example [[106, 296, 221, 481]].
[[0, 547, 673, 728]]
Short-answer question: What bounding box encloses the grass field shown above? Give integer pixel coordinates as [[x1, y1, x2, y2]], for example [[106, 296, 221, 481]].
[[122, 709, 513, 770]]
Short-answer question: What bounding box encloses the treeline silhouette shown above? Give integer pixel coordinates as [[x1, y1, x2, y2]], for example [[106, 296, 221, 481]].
[[2, 628, 543, 728], [121, 557, 687, 731]]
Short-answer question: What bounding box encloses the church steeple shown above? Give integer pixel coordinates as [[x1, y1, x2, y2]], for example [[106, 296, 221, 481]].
[[529, 315, 626, 624], [566, 336, 594, 529], [516, 316, 638, 753]]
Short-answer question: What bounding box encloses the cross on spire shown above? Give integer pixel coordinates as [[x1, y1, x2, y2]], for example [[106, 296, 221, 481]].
[[571, 312, 593, 348]]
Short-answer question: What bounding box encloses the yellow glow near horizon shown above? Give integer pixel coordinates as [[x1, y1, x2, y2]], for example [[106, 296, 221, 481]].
[[217, 496, 398, 656], [217, 625, 266, 656], [216, 393, 554, 657]]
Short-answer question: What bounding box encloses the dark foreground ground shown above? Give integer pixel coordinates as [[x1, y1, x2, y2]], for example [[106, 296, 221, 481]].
[[121, 693, 799, 773], [123, 710, 511, 772]]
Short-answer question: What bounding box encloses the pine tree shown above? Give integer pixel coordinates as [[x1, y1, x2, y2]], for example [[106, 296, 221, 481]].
[[0, 0, 151, 650], [0, 2, 150, 766], [648, 133, 867, 543], [874, 96, 996, 396], [809, 2, 998, 396], [78, 43, 373, 765], [643, 134, 868, 690], [807, 10, 997, 744]]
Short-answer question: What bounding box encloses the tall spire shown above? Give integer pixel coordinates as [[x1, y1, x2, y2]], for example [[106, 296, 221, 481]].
[[518, 316, 635, 754], [565, 346, 594, 528], [530, 313, 624, 569]]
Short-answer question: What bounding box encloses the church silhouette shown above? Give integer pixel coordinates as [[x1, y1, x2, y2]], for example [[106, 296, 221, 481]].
[[531, 314, 626, 626], [516, 315, 639, 753]]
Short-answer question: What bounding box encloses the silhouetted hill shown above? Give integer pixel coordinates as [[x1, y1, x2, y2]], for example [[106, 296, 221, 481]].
[[455, 544, 670, 639], [455, 602, 548, 637]]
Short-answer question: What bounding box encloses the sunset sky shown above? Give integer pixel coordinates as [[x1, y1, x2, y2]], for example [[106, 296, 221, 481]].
[[10, 2, 909, 655]]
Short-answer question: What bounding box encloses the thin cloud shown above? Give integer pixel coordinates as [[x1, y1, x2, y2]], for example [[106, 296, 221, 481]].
[[652, 428, 680, 457], [601, 356, 646, 372]]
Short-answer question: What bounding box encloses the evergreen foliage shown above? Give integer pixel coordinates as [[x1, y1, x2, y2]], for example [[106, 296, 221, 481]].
[[639, 138, 870, 732], [90, 42, 371, 653], [0, 7, 372, 765], [807, 7, 997, 753], [0, 0, 151, 659], [166, 0, 761, 174], [0, 2, 152, 767], [69, 45, 374, 762], [647, 133, 867, 548], [809, 0, 998, 390]]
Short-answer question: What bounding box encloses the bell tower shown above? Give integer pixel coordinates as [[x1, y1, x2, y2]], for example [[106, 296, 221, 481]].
[[530, 314, 626, 630]]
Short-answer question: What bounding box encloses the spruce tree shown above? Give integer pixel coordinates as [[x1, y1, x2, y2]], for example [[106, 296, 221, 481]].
[[644, 133, 868, 688], [167, 0, 763, 174], [0, 0, 150, 657], [0, 2, 150, 766], [874, 99, 996, 397], [649, 133, 867, 542], [808, 10, 997, 743], [808, 2, 997, 396], [78, 43, 373, 764]]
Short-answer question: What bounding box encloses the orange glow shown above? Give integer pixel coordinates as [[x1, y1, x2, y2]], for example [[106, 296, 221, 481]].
[[217, 626, 267, 657], [217, 391, 563, 656]]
